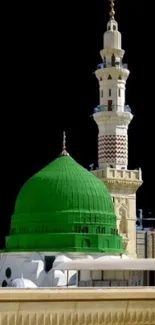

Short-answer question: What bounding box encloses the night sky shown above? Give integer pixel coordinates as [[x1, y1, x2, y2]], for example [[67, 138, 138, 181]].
[[1, 0, 154, 249]]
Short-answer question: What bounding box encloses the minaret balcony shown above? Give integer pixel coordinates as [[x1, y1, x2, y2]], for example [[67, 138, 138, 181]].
[[94, 104, 131, 113], [96, 63, 128, 70]]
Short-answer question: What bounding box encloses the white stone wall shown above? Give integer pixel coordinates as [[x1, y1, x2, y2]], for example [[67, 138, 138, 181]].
[[0, 253, 136, 288], [0, 253, 67, 288], [99, 76, 126, 110], [104, 20, 122, 50]]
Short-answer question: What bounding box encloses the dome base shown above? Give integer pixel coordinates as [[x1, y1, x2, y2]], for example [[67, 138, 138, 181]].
[[5, 233, 125, 254]]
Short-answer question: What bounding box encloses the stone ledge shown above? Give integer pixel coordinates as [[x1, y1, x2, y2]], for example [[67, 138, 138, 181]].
[[0, 287, 155, 302], [0, 288, 155, 325]]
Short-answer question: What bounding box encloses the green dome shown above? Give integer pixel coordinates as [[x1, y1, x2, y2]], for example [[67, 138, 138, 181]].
[[6, 155, 124, 253]]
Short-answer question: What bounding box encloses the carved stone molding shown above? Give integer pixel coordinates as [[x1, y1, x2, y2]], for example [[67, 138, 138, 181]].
[[92, 167, 142, 183], [95, 66, 129, 81], [114, 198, 128, 208], [0, 288, 154, 325], [100, 48, 125, 58], [103, 179, 142, 192], [94, 111, 132, 126]]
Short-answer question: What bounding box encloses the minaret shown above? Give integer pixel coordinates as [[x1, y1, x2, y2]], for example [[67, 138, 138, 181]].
[[92, 0, 143, 258], [94, 0, 131, 169]]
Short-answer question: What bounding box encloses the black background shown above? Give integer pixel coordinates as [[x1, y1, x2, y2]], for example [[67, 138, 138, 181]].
[[1, 0, 154, 248]]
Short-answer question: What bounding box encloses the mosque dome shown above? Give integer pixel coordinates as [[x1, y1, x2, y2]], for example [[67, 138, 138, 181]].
[[5, 154, 124, 254]]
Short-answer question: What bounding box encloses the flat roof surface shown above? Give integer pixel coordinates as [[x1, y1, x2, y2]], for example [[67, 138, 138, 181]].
[[53, 258, 155, 270]]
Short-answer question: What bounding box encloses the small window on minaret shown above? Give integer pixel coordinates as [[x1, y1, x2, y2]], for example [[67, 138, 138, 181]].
[[111, 54, 115, 67], [109, 89, 111, 96], [118, 75, 122, 80], [118, 89, 121, 97], [113, 25, 116, 31], [108, 26, 110, 30], [108, 75, 112, 80], [101, 90, 103, 97], [104, 56, 106, 67]]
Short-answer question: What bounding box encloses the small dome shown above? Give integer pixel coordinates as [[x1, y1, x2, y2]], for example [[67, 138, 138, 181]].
[[53, 255, 72, 267], [48, 269, 66, 287], [6, 155, 124, 254], [107, 19, 118, 31], [7, 278, 37, 288]]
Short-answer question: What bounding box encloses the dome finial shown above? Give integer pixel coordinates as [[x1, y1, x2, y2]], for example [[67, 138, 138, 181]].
[[61, 130, 69, 156], [109, 0, 115, 19], [63, 130, 66, 151]]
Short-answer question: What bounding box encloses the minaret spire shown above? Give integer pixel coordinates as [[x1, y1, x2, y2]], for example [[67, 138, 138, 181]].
[[109, 0, 115, 20], [60, 131, 69, 156], [63, 131, 66, 151]]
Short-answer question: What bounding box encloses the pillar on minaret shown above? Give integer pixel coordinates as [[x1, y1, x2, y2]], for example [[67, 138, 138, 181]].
[[94, 0, 132, 170], [92, 0, 143, 258]]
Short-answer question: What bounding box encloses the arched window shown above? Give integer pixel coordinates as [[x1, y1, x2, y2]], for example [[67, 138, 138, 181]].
[[119, 207, 128, 234], [82, 239, 91, 248], [74, 225, 81, 233], [104, 56, 106, 67], [108, 74, 112, 80], [119, 216, 128, 234], [118, 88, 121, 97], [2, 280, 7, 287], [96, 226, 100, 234], [118, 75, 122, 80], [111, 54, 115, 67], [45, 256, 56, 273], [105, 240, 109, 248], [5, 268, 12, 279], [123, 241, 128, 250], [117, 241, 120, 249], [82, 226, 88, 233]]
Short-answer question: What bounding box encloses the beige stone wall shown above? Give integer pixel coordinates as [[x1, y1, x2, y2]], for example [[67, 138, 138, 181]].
[[148, 231, 155, 258], [0, 288, 154, 325], [92, 167, 142, 258], [137, 231, 155, 258], [114, 194, 137, 257]]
